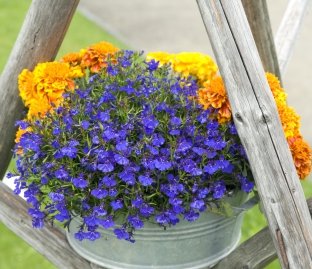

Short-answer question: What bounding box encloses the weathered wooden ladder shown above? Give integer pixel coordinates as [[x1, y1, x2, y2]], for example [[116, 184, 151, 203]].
[[0, 0, 312, 268]]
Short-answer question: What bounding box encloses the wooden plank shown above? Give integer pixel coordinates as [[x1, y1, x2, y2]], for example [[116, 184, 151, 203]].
[[0, 0, 80, 180], [241, 0, 282, 81], [196, 0, 312, 268], [275, 0, 312, 75], [0, 181, 106, 269]]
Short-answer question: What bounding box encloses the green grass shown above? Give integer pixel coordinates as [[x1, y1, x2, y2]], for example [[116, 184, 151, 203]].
[[1, 1, 312, 268]]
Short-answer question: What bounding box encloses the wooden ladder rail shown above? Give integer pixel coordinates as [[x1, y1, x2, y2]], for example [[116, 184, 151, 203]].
[[0, 0, 311, 268], [197, 0, 312, 268]]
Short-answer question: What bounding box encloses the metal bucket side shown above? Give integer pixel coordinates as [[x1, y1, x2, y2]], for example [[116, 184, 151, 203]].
[[67, 191, 248, 269]]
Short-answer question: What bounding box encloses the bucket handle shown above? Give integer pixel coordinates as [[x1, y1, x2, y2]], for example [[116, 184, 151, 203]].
[[232, 195, 259, 216]]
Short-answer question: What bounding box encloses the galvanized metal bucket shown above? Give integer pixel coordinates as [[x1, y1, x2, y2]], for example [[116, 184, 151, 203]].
[[66, 191, 252, 269]]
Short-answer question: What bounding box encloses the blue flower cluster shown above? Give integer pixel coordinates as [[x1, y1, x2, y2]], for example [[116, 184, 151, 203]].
[[13, 50, 254, 242]]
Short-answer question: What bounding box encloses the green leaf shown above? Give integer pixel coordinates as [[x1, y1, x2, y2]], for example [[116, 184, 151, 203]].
[[219, 201, 235, 218]]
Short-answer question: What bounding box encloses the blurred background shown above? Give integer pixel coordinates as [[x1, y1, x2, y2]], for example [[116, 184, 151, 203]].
[[1, 0, 311, 268]]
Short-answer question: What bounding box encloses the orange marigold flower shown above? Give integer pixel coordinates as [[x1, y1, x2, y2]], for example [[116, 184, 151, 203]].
[[27, 96, 55, 120], [198, 76, 231, 123], [266, 72, 287, 106], [18, 69, 37, 106], [33, 62, 84, 103], [287, 136, 312, 179], [276, 102, 301, 138], [60, 52, 82, 67], [80, 41, 120, 73]]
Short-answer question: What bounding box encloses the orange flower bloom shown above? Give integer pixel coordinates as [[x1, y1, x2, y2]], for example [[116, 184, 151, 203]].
[[18, 62, 83, 120], [27, 96, 56, 120], [80, 41, 120, 73], [266, 72, 287, 106], [198, 76, 232, 123], [18, 69, 37, 106], [276, 101, 301, 138], [60, 52, 82, 67], [33, 62, 83, 102], [287, 136, 312, 179]]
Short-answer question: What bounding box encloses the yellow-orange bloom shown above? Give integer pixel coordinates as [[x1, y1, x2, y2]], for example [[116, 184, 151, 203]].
[[80, 41, 120, 73], [198, 76, 231, 123], [27, 96, 56, 120], [266, 72, 287, 106], [276, 101, 301, 138], [33, 62, 83, 102], [287, 136, 312, 179], [146, 52, 172, 66], [18, 61, 83, 120], [18, 69, 36, 106], [60, 52, 82, 67], [173, 52, 218, 85], [146, 52, 218, 86]]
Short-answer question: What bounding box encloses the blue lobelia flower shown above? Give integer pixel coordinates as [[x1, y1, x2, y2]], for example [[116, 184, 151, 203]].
[[116, 140, 128, 151], [154, 156, 172, 171], [86, 231, 101, 241], [139, 204, 155, 217], [184, 209, 200, 222], [177, 142, 192, 153], [127, 215, 144, 229], [93, 206, 107, 216], [91, 189, 109, 199], [132, 196, 144, 209], [61, 146, 78, 159], [54, 168, 69, 180], [51, 140, 60, 149], [171, 117, 182, 126], [97, 161, 114, 173], [114, 227, 130, 240], [138, 175, 153, 186], [212, 181, 226, 199], [114, 154, 129, 165], [84, 215, 100, 227], [98, 216, 115, 229], [49, 192, 64, 202], [118, 171, 136, 185], [74, 230, 87, 241], [154, 213, 168, 225], [203, 162, 219, 175], [190, 199, 205, 210], [101, 176, 117, 187], [81, 120, 90, 130], [145, 59, 159, 72], [72, 177, 88, 188], [111, 199, 123, 210]]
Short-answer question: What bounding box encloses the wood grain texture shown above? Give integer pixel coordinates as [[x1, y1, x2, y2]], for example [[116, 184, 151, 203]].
[[0, 0, 80, 180], [241, 0, 282, 81], [275, 0, 312, 75], [0, 181, 106, 269], [197, 0, 312, 268]]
